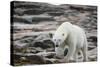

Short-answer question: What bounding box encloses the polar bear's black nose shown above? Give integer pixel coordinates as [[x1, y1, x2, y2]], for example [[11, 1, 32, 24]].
[[56, 44, 59, 47]]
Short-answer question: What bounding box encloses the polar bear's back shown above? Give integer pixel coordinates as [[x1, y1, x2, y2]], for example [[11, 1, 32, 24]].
[[55, 22, 85, 34], [72, 25, 85, 37], [55, 22, 72, 34]]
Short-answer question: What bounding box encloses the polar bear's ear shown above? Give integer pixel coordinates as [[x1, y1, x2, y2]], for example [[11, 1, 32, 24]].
[[62, 33, 64, 36]]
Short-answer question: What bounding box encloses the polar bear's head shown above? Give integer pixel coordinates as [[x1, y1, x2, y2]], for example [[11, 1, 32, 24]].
[[52, 33, 66, 47], [52, 22, 69, 47], [52, 33, 67, 58]]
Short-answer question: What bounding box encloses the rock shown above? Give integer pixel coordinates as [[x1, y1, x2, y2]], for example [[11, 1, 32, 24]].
[[88, 48, 97, 61], [26, 55, 46, 64], [13, 53, 45, 65], [13, 52, 56, 65], [25, 47, 39, 53], [88, 55, 97, 61], [30, 40, 55, 49], [29, 34, 55, 49], [32, 17, 55, 22], [23, 9, 45, 15], [88, 45, 96, 50], [14, 8, 25, 16], [31, 41, 45, 49], [13, 1, 42, 9], [45, 58, 59, 64], [69, 5, 97, 11], [89, 36, 97, 42], [13, 15, 55, 24], [46, 48, 55, 52], [13, 41, 29, 53], [35, 34, 50, 41], [13, 16, 32, 24], [43, 52, 56, 58], [43, 39, 55, 48], [47, 12, 64, 16], [29, 34, 54, 49]]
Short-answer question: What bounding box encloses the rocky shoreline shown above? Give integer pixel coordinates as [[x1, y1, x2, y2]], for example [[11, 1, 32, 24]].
[[11, 1, 97, 66]]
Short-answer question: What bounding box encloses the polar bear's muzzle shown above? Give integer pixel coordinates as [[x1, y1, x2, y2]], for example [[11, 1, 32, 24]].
[[55, 44, 59, 47], [55, 47, 64, 58]]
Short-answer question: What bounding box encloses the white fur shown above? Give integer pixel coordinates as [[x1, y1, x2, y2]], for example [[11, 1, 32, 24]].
[[52, 22, 88, 62]]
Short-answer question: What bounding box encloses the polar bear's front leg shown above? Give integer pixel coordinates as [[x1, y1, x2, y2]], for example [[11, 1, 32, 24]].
[[64, 42, 76, 62], [73, 48, 78, 62]]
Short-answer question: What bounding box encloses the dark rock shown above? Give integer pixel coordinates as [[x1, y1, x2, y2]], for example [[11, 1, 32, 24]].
[[43, 39, 55, 48], [26, 55, 46, 64], [13, 54, 21, 61], [13, 52, 57, 65], [88, 45, 96, 50], [47, 12, 64, 16], [49, 33, 53, 38], [13, 1, 42, 9], [30, 39, 55, 49], [45, 59, 53, 64], [45, 52, 55, 58], [23, 9, 45, 15], [13, 14, 55, 24], [88, 55, 97, 61], [89, 36, 97, 42], [69, 5, 97, 11], [15, 55, 46, 65], [32, 17, 55, 22], [14, 8, 24, 16], [30, 41, 44, 48], [13, 17, 32, 24]]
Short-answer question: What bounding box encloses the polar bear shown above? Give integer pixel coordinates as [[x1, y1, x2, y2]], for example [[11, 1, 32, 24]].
[[52, 22, 88, 62]]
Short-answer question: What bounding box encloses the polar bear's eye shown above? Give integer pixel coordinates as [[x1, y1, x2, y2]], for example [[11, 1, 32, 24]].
[[62, 33, 64, 36]]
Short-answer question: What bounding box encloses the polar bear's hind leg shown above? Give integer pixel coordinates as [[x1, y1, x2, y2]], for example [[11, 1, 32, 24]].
[[82, 36, 88, 62]]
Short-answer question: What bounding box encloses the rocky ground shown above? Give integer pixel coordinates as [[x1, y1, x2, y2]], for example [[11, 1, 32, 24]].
[[11, 1, 97, 66]]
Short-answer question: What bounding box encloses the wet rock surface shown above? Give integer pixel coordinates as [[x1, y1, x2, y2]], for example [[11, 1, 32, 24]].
[[11, 1, 97, 66]]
